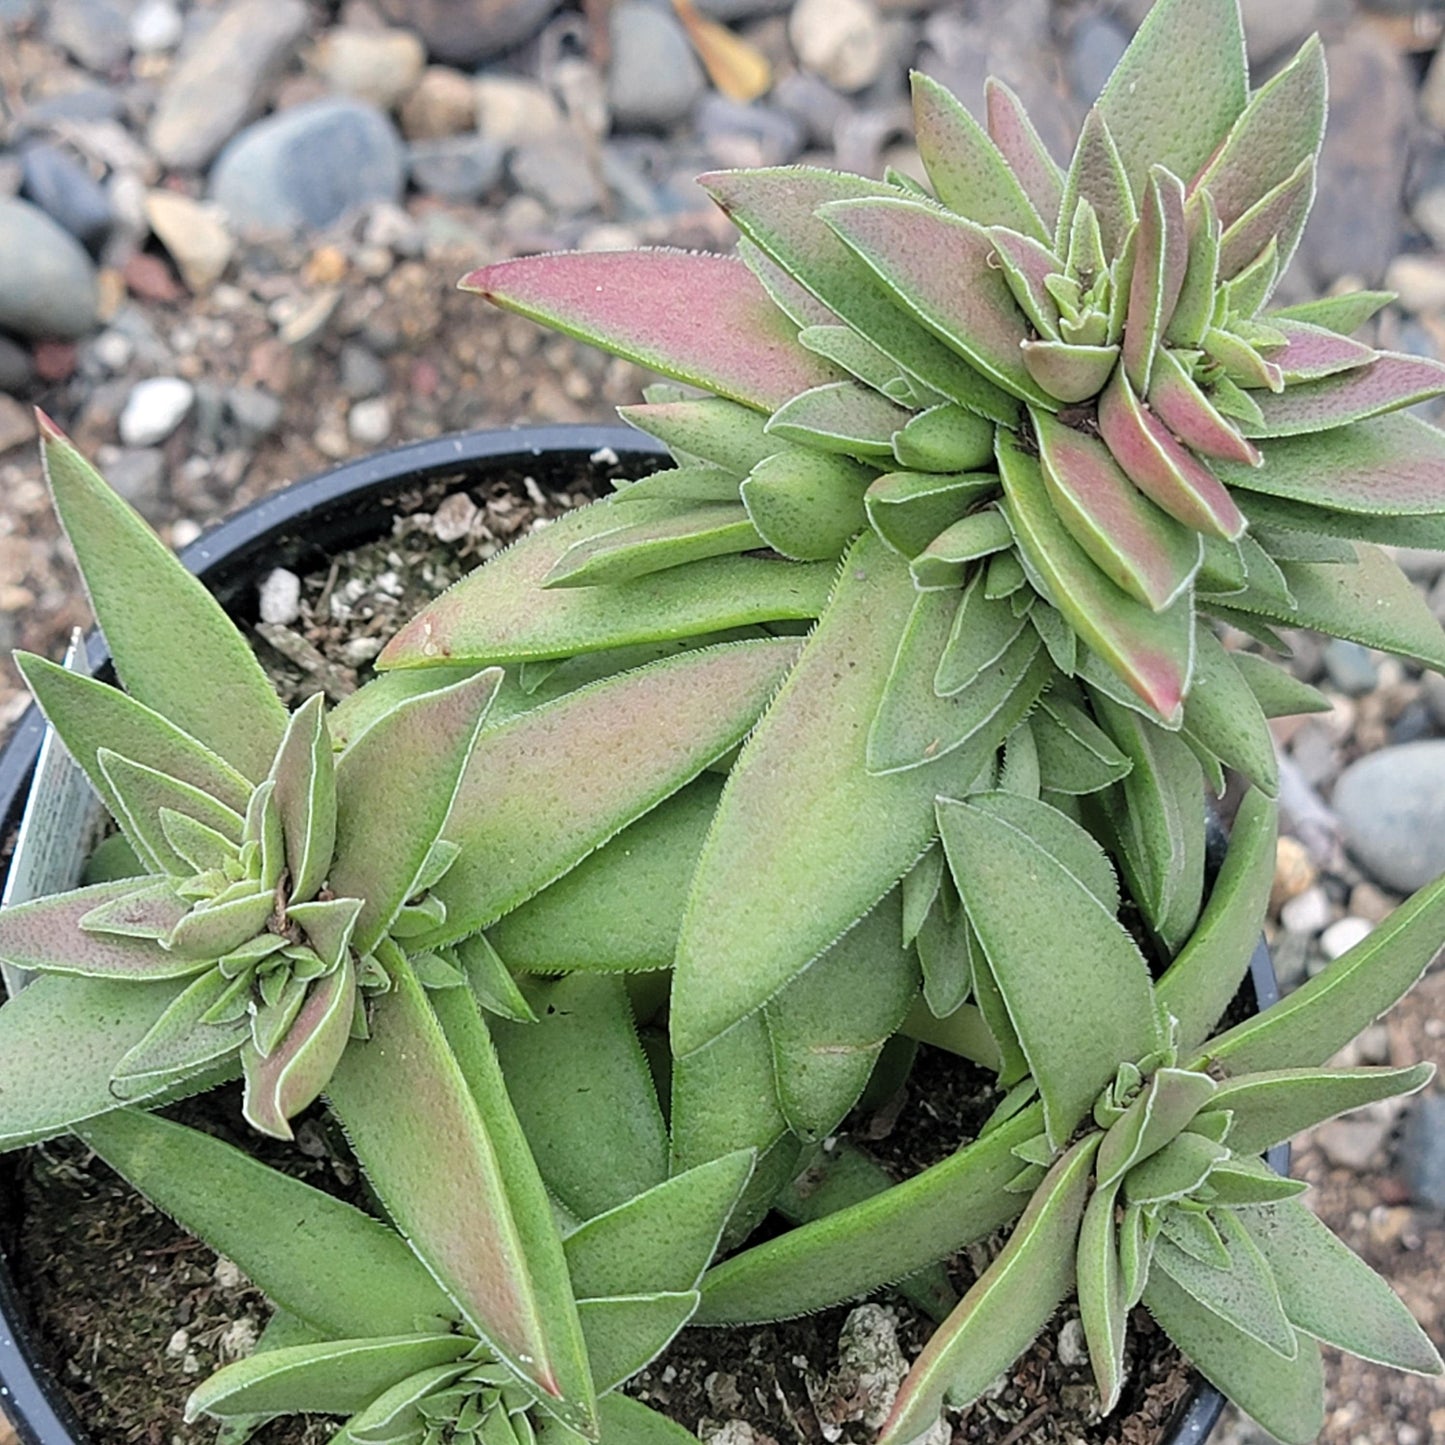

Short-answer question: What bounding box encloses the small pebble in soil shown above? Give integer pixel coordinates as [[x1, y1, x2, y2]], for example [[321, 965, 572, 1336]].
[[1399, 1093, 1445, 1210], [118, 376, 194, 446], [1333, 739, 1445, 892], [348, 396, 393, 446], [258, 567, 302, 626], [1320, 915, 1374, 960], [1280, 884, 1333, 938]]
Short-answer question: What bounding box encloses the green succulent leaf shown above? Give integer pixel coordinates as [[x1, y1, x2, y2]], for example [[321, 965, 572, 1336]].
[[491, 973, 667, 1220], [1218, 157, 1314, 282], [892, 405, 997, 473], [939, 795, 1158, 1147], [563, 1151, 754, 1299], [98, 749, 245, 877], [485, 775, 720, 975], [911, 70, 1047, 241], [1212, 1063, 1435, 1157], [997, 432, 1194, 723], [326, 959, 596, 1433], [933, 572, 1030, 696], [329, 670, 502, 954], [740, 447, 872, 560], [1144, 1264, 1323, 1444], [543, 504, 762, 589], [1077, 1177, 1128, 1412], [1030, 693, 1133, 795], [765, 889, 921, 1141], [1269, 291, 1393, 336], [865, 470, 998, 561], [878, 1136, 1099, 1445], [576, 1293, 699, 1393], [76, 1107, 452, 1338], [110, 967, 251, 1096], [800, 323, 911, 394], [186, 1336, 472, 1423], [696, 1104, 1043, 1325], [428, 640, 797, 948], [984, 76, 1064, 232], [1153, 1209, 1297, 1358], [819, 196, 1049, 406], [868, 591, 1046, 775], [1230, 651, 1331, 717], [377, 498, 829, 670], [910, 509, 1015, 589], [38, 415, 287, 780], [766, 380, 911, 457], [538, 1392, 702, 1445], [618, 398, 776, 474], [1057, 108, 1137, 258], [1097, 1067, 1220, 1188], [1235, 1200, 1443, 1374], [1123, 167, 1189, 394], [1155, 788, 1276, 1053], [703, 167, 1020, 424], [1194, 35, 1326, 234], [1181, 627, 1277, 796], [460, 251, 844, 412]]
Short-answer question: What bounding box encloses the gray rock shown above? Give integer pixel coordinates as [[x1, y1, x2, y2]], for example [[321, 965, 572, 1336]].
[[0, 334, 35, 391], [1322, 639, 1378, 696], [211, 100, 406, 232], [510, 137, 603, 215], [1399, 1093, 1445, 1210], [1334, 740, 1445, 892], [98, 446, 165, 516], [608, 2, 705, 132], [1239, 0, 1322, 65], [0, 0, 39, 23], [695, 94, 805, 168], [224, 385, 283, 440], [119, 376, 194, 446], [694, 0, 787, 17], [18, 86, 125, 131], [20, 143, 112, 247], [1066, 15, 1129, 108], [774, 69, 849, 150], [149, 0, 309, 170], [1294, 27, 1411, 289], [0, 198, 99, 340], [375, 0, 555, 66], [45, 0, 134, 73], [474, 75, 564, 147], [339, 344, 389, 400], [406, 134, 506, 199]]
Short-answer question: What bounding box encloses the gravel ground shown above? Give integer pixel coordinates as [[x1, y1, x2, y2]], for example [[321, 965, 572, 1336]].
[[1, 2, 1444, 1443]]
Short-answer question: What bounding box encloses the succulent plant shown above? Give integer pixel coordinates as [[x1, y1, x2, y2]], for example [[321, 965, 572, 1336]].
[[396, 0, 1445, 1010]]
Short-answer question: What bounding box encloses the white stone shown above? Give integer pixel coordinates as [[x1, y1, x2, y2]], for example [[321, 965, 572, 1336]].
[[1279, 884, 1332, 938], [130, 0, 183, 53], [348, 396, 393, 446], [474, 75, 564, 146], [119, 376, 194, 447], [315, 27, 426, 111], [1385, 253, 1445, 316], [789, 0, 885, 94], [145, 191, 234, 291], [258, 567, 302, 626], [1320, 915, 1374, 960], [1057, 1317, 1089, 1367]]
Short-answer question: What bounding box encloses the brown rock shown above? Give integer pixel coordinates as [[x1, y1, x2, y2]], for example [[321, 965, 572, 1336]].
[[122, 250, 184, 303], [400, 66, 478, 140], [0, 394, 33, 455], [1270, 834, 1317, 912], [314, 26, 427, 111]]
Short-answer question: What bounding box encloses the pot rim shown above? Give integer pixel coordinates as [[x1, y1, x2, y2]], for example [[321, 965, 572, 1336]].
[[0, 422, 1248, 1445]]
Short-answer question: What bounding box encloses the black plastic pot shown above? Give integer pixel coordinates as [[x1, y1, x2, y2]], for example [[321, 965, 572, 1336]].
[[0, 424, 1276, 1445]]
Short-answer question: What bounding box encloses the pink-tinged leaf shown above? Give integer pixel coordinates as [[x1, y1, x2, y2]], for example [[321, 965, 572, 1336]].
[[765, 380, 912, 457], [818, 197, 1049, 406], [1147, 349, 1260, 466], [985, 77, 1064, 232], [330, 670, 502, 953], [1056, 109, 1136, 257], [997, 431, 1193, 721], [1268, 290, 1393, 336], [1238, 353, 1445, 439], [267, 693, 336, 905], [14, 653, 251, 820], [378, 496, 830, 670], [1217, 411, 1445, 516], [702, 168, 1022, 424], [878, 1137, 1100, 1444], [1096, 0, 1246, 202], [1218, 158, 1313, 281], [0, 879, 201, 979], [96, 749, 244, 877], [326, 958, 595, 1429], [737, 236, 838, 329], [242, 954, 356, 1139], [462, 250, 843, 413], [424, 639, 801, 947], [911, 72, 1048, 242], [1020, 340, 1118, 404], [989, 227, 1063, 338], [287, 897, 361, 972], [38, 415, 286, 780], [1269, 320, 1376, 383], [669, 535, 994, 1057], [165, 889, 274, 962], [110, 967, 250, 1097], [79, 878, 188, 940], [1099, 368, 1247, 539], [1124, 167, 1188, 395], [1033, 407, 1202, 610], [1205, 326, 1284, 393], [1191, 36, 1326, 231], [1167, 191, 1222, 349]]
